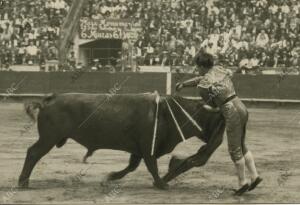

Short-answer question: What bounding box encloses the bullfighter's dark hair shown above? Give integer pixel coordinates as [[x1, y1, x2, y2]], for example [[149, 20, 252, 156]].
[[194, 51, 214, 69]]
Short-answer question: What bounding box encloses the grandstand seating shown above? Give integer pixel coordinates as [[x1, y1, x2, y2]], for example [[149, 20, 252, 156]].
[[0, 0, 299, 73]]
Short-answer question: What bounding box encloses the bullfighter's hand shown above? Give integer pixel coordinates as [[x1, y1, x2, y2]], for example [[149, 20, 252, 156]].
[[203, 104, 220, 112]]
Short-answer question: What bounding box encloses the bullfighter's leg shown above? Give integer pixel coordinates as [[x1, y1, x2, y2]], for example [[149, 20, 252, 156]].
[[107, 154, 142, 181], [162, 122, 224, 183], [143, 156, 169, 190], [82, 149, 94, 163], [18, 139, 55, 188], [241, 125, 262, 191], [225, 111, 248, 192]]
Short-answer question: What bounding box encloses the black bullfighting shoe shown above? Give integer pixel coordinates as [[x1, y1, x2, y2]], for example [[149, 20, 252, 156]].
[[248, 176, 263, 191], [234, 183, 250, 196]]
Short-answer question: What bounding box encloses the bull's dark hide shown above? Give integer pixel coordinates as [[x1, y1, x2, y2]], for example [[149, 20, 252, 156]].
[[19, 93, 225, 190]]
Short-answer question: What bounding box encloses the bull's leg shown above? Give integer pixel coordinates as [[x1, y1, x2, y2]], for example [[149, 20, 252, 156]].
[[107, 154, 142, 181], [143, 156, 169, 190], [162, 127, 224, 183], [18, 140, 55, 188], [82, 149, 94, 163]]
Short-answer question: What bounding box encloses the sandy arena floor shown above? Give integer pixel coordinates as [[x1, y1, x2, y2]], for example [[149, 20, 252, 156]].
[[0, 102, 299, 204]]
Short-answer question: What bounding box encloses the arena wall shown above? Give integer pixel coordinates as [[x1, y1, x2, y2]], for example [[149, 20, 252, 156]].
[[0, 71, 299, 100], [0, 72, 166, 94], [171, 73, 300, 100]]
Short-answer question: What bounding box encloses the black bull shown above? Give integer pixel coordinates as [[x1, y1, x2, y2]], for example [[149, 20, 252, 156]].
[[19, 93, 225, 189]]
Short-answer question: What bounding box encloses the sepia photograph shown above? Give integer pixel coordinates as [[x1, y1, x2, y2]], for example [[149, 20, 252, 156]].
[[0, 0, 300, 204]]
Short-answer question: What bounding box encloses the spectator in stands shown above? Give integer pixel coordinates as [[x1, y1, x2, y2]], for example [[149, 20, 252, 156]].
[[290, 50, 300, 72], [160, 51, 170, 67], [134, 42, 143, 66], [67, 51, 76, 69], [181, 51, 191, 66], [238, 52, 252, 74], [249, 52, 260, 72], [0, 46, 11, 70], [169, 51, 179, 66], [0, 22, 13, 43], [26, 41, 39, 64], [39, 53, 47, 71], [153, 45, 161, 65], [281, 2, 290, 14], [16, 44, 26, 65], [272, 51, 280, 68], [145, 42, 154, 65], [276, 35, 288, 50], [256, 29, 269, 48], [168, 35, 177, 52], [47, 41, 58, 60], [278, 51, 291, 67], [259, 51, 272, 67], [184, 42, 196, 59], [269, 2, 278, 14]]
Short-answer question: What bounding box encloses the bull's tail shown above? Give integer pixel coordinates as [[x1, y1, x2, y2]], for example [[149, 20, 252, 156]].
[[24, 93, 56, 122]]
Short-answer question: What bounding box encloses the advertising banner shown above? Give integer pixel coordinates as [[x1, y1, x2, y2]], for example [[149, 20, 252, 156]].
[[79, 18, 142, 41]]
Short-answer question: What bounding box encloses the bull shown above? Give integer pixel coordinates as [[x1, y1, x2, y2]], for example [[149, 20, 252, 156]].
[[19, 93, 225, 190]]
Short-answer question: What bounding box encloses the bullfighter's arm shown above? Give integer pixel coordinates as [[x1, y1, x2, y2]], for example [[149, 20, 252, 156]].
[[203, 104, 220, 112], [181, 76, 204, 88]]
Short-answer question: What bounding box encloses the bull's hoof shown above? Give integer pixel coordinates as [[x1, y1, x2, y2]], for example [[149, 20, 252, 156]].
[[18, 179, 29, 189], [153, 181, 169, 190], [168, 155, 185, 172]]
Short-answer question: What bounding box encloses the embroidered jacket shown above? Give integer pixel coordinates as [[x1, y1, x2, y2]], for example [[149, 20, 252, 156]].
[[182, 66, 235, 107]]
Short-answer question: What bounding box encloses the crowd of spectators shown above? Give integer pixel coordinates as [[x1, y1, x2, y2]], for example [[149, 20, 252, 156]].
[[82, 0, 141, 19], [0, 0, 70, 69], [129, 0, 300, 73], [1, 0, 300, 73]]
